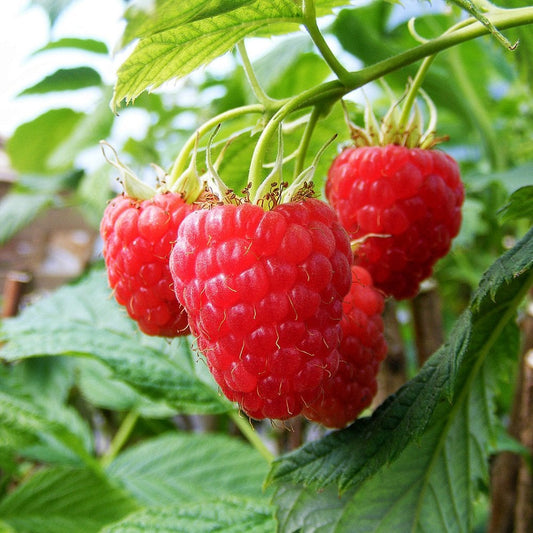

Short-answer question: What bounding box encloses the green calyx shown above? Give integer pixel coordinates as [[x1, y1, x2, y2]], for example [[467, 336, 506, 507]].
[[346, 85, 446, 150]]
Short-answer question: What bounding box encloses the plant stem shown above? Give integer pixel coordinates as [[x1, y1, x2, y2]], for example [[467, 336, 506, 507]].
[[230, 410, 275, 463], [397, 55, 436, 133], [168, 104, 265, 188], [237, 41, 279, 109], [303, 0, 349, 82], [247, 6, 533, 184], [100, 410, 139, 468], [293, 105, 321, 179]]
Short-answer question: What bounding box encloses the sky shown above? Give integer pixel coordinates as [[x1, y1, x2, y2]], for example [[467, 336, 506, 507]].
[[0, 0, 125, 138]]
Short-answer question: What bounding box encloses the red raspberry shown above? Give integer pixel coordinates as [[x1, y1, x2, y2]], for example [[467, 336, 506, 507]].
[[169, 198, 353, 420], [100, 192, 194, 337], [326, 144, 464, 299], [302, 265, 387, 428]]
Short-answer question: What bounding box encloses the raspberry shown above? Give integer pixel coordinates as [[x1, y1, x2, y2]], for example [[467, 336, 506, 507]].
[[302, 265, 387, 428], [169, 198, 353, 420], [100, 192, 194, 337], [326, 144, 464, 299]]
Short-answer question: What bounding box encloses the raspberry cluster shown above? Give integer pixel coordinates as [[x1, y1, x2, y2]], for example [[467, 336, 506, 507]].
[[100, 192, 194, 337]]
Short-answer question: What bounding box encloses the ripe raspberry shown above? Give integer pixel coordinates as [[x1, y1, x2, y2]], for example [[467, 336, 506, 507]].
[[326, 144, 464, 299], [302, 265, 387, 429], [100, 192, 194, 337], [169, 198, 353, 421]]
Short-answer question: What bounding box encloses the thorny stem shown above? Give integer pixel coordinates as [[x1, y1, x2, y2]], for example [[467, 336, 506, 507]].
[[230, 410, 275, 463], [100, 410, 139, 468]]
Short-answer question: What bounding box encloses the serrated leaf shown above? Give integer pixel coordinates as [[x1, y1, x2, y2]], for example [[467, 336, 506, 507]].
[[77, 358, 177, 418], [34, 37, 109, 55], [119, 0, 257, 48], [107, 433, 270, 505], [0, 268, 231, 415], [0, 390, 96, 469], [19, 67, 102, 95], [268, 227, 533, 532], [0, 191, 54, 244], [112, 0, 302, 109], [498, 185, 533, 223], [6, 108, 84, 174], [101, 496, 275, 533], [0, 466, 139, 533]]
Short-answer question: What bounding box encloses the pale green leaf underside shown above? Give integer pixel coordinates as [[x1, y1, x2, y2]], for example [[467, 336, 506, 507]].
[[0, 268, 230, 415], [102, 497, 275, 533], [107, 433, 270, 505]]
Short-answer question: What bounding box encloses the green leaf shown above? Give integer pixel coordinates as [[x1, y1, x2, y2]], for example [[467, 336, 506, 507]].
[[6, 109, 84, 174], [498, 185, 533, 222], [112, 0, 302, 109], [19, 67, 102, 95], [267, 227, 533, 532], [107, 433, 270, 505], [34, 37, 109, 55], [101, 496, 275, 533], [0, 390, 96, 469], [0, 466, 139, 533], [77, 358, 177, 418], [119, 0, 257, 48], [0, 268, 231, 415], [0, 191, 54, 244]]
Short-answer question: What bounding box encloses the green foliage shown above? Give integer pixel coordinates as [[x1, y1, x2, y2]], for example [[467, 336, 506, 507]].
[[101, 497, 276, 533], [267, 228, 533, 532], [1, 0, 533, 531], [19, 67, 103, 95], [0, 467, 139, 533], [0, 268, 230, 415]]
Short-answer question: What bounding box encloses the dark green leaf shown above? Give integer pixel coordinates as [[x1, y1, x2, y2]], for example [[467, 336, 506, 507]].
[[498, 185, 533, 222], [6, 109, 84, 174], [34, 37, 109, 55], [19, 67, 102, 95], [107, 433, 270, 505], [268, 228, 533, 531], [0, 467, 139, 533], [101, 497, 275, 533], [0, 268, 231, 415]]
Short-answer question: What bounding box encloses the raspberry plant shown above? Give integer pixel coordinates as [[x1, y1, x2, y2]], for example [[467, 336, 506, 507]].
[[1, 1, 533, 532]]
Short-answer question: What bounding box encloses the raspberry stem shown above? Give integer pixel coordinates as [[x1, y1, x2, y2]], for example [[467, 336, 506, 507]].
[[302, 0, 350, 83], [229, 411, 275, 463], [293, 105, 321, 179], [100, 410, 139, 468], [237, 41, 281, 111], [167, 104, 265, 191]]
